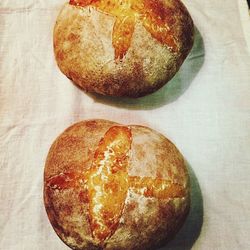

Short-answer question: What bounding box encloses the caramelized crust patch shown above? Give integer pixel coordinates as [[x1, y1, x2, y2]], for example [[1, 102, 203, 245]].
[[112, 16, 136, 60], [69, 0, 179, 60], [47, 172, 85, 190], [129, 176, 185, 199], [87, 126, 132, 242]]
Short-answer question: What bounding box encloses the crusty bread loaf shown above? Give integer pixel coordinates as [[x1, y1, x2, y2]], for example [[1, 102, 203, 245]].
[[44, 119, 190, 250], [54, 0, 194, 97]]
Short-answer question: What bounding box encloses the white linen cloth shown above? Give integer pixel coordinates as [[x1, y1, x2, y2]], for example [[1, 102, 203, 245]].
[[1, 0, 250, 249]]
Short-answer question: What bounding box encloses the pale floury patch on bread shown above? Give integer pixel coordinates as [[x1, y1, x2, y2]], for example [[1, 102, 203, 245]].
[[44, 120, 190, 250], [54, 1, 194, 97]]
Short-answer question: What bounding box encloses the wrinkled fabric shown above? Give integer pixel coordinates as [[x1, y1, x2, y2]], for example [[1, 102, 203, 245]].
[[0, 0, 250, 249]]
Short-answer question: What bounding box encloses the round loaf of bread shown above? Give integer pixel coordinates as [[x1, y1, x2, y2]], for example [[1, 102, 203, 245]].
[[44, 119, 190, 250], [54, 0, 194, 97]]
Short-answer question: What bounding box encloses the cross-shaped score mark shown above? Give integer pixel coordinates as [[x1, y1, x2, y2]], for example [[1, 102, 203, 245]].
[[46, 126, 185, 243], [69, 0, 178, 60]]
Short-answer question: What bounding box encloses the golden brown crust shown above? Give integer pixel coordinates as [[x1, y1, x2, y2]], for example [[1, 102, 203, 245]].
[[44, 119, 190, 250], [53, 1, 194, 97]]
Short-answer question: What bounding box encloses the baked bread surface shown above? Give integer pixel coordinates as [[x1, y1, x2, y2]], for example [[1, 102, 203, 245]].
[[44, 120, 190, 250], [54, 1, 194, 97]]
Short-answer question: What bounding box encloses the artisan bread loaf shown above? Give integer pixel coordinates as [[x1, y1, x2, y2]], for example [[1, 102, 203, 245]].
[[54, 0, 194, 97], [44, 119, 190, 250]]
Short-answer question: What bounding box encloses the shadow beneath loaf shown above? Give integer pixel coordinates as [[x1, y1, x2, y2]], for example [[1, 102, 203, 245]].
[[158, 162, 203, 250], [88, 27, 205, 110]]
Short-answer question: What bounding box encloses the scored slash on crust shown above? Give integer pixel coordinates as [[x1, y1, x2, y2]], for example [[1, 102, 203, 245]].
[[46, 126, 186, 244], [69, 0, 179, 60]]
